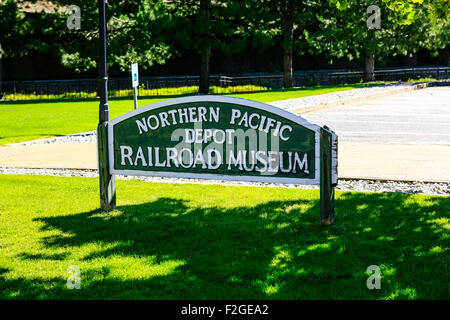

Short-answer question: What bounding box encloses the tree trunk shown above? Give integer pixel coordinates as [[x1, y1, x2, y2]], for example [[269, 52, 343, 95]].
[[283, 43, 293, 88], [364, 30, 376, 83], [437, 45, 449, 66], [281, 0, 295, 88], [199, 46, 211, 94], [364, 50, 375, 82], [199, 0, 211, 94]]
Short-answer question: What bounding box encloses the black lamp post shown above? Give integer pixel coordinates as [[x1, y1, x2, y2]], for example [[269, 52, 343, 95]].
[[99, 0, 109, 123], [97, 0, 116, 210]]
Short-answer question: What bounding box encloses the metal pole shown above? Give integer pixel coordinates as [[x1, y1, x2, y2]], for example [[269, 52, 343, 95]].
[[133, 86, 138, 109], [99, 0, 109, 123], [97, 0, 116, 211]]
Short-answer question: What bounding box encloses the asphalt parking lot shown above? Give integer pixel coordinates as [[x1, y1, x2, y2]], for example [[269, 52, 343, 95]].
[[302, 87, 450, 182], [303, 87, 450, 145]]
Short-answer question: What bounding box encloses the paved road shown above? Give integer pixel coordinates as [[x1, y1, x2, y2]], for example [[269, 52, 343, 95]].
[[301, 87, 450, 182], [302, 87, 450, 145]]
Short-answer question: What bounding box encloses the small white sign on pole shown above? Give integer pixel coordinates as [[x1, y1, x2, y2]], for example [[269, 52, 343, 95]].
[[131, 63, 139, 88], [131, 63, 139, 109]]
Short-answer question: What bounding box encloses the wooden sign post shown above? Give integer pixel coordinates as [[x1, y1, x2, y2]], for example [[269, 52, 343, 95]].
[[98, 95, 337, 224], [320, 126, 338, 225]]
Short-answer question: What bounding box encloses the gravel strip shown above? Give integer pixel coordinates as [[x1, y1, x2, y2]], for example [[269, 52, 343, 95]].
[[1, 167, 448, 196], [9, 131, 97, 146]]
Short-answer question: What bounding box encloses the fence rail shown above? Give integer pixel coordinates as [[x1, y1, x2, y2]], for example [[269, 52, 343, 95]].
[[1, 66, 448, 100]]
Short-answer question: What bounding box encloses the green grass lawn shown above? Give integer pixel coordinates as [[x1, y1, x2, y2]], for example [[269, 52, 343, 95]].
[[0, 83, 381, 145], [0, 174, 448, 299]]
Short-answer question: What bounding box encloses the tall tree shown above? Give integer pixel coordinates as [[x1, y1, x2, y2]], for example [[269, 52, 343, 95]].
[[166, 0, 272, 93], [304, 0, 447, 82], [247, 0, 315, 88], [55, 0, 265, 93], [0, 0, 23, 91], [53, 0, 172, 74], [281, 0, 296, 87], [199, 0, 212, 93], [0, 0, 64, 85]]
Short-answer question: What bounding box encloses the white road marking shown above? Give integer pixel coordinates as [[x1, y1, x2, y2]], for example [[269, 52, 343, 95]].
[[336, 131, 450, 136], [306, 113, 450, 117]]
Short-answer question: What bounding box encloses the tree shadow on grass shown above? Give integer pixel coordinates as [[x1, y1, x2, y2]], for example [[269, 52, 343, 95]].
[[3, 192, 449, 299], [17, 252, 68, 261]]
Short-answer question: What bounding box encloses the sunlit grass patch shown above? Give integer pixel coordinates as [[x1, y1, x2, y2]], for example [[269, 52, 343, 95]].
[[0, 174, 448, 299]]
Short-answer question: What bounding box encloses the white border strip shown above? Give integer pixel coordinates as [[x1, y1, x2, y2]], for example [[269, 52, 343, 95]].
[[108, 95, 322, 185]]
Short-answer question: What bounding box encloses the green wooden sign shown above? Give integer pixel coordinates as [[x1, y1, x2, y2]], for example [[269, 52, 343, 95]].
[[99, 96, 338, 224]]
